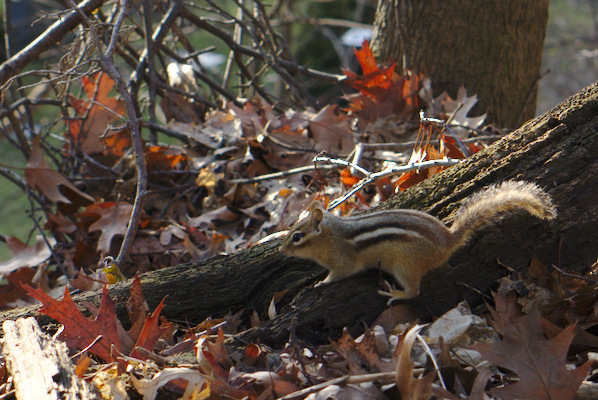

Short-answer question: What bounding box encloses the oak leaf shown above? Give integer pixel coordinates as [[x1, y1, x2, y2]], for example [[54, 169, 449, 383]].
[[343, 40, 422, 127], [472, 296, 591, 400], [24, 137, 95, 206], [24, 275, 170, 366], [87, 201, 134, 254], [67, 72, 128, 155], [23, 284, 121, 363], [127, 276, 172, 359]]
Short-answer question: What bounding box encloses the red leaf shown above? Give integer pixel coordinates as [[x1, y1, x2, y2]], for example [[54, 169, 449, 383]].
[[126, 275, 150, 340], [129, 297, 168, 360], [23, 284, 121, 363]]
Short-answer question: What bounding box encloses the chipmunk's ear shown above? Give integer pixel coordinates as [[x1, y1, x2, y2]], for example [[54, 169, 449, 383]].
[[309, 201, 324, 225]]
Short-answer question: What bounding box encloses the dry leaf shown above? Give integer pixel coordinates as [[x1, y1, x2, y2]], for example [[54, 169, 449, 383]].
[[87, 201, 134, 254], [0, 236, 53, 274], [472, 297, 591, 400], [25, 137, 95, 206]]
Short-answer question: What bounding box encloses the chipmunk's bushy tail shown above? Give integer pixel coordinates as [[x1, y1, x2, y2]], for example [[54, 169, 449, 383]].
[[449, 181, 557, 249]]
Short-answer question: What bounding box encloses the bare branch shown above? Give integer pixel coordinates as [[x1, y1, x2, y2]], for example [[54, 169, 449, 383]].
[[0, 0, 105, 90]]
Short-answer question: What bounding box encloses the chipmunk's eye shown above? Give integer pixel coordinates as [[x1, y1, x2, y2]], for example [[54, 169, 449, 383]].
[[292, 232, 303, 242]]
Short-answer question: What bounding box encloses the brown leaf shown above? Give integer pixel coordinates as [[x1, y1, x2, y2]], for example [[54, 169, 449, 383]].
[[230, 370, 300, 397], [472, 300, 591, 400], [0, 236, 52, 274], [309, 104, 354, 154], [87, 201, 134, 254], [25, 137, 94, 206], [333, 329, 367, 374], [44, 212, 77, 234], [440, 86, 486, 134], [69, 269, 104, 292], [395, 325, 434, 400], [0, 267, 36, 307], [126, 274, 150, 341]]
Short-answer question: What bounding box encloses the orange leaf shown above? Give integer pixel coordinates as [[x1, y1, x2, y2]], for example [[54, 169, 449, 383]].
[[440, 135, 467, 159], [75, 355, 92, 378], [340, 168, 360, 186], [66, 72, 127, 155], [397, 170, 427, 191], [23, 284, 121, 363], [350, 40, 395, 92], [243, 343, 261, 366], [145, 146, 189, 171], [103, 129, 133, 157]]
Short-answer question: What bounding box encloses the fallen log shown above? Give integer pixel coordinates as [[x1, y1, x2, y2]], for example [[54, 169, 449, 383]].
[[2, 81, 598, 346]]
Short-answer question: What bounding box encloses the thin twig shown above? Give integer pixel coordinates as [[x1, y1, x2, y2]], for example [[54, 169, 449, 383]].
[[551, 264, 597, 284], [72, 0, 148, 269], [318, 156, 462, 210], [143, 0, 158, 145], [230, 164, 339, 184], [313, 154, 370, 176], [129, 0, 182, 96]]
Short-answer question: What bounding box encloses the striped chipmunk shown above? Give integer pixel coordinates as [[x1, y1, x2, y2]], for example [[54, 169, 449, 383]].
[[280, 181, 556, 303]]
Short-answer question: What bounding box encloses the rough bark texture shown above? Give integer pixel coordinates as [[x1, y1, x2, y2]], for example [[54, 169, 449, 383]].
[[1, 81, 597, 346], [370, 0, 549, 128]]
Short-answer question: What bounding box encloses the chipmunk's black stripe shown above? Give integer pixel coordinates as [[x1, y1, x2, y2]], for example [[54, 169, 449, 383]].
[[349, 221, 407, 236], [354, 233, 414, 248]]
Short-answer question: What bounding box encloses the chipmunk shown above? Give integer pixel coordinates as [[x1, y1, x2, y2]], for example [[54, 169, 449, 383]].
[[280, 181, 556, 302]]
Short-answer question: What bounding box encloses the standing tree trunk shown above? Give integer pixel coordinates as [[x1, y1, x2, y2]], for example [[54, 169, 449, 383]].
[[371, 0, 549, 128]]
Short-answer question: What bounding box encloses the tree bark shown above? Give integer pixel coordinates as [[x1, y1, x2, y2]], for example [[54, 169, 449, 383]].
[[1, 81, 597, 346], [370, 0, 549, 128]]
